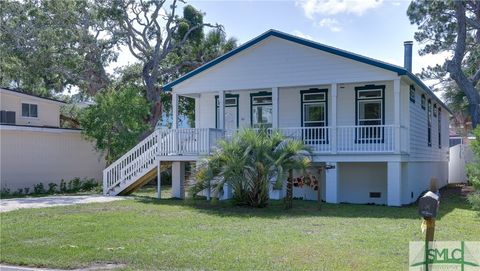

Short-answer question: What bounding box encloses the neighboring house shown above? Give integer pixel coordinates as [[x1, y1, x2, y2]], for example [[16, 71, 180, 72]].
[[103, 30, 451, 206], [0, 87, 105, 191]]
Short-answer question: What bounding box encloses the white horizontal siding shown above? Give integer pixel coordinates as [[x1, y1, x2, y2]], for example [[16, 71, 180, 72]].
[[174, 36, 398, 94], [407, 81, 449, 161]]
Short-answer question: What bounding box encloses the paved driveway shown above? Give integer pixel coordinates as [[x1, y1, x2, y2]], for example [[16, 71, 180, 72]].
[[0, 195, 124, 213]]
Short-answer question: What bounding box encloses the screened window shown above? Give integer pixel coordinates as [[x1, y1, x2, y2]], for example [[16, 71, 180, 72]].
[[251, 93, 272, 128], [433, 104, 437, 117], [438, 107, 442, 148], [421, 94, 426, 110], [428, 99, 432, 147], [21, 103, 38, 118], [409, 85, 415, 103]]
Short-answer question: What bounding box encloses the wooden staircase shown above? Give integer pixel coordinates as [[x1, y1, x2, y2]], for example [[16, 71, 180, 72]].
[[103, 131, 159, 196]]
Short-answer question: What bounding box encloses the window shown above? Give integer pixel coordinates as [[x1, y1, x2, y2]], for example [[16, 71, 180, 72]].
[[409, 85, 415, 103], [0, 110, 15, 124], [427, 99, 432, 147], [433, 104, 437, 117], [251, 92, 272, 128], [215, 94, 239, 129], [421, 94, 426, 110], [301, 89, 328, 144], [21, 103, 38, 118], [355, 85, 385, 142], [438, 107, 442, 148]]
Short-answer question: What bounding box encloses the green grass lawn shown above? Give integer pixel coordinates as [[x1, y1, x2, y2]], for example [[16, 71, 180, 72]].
[[1, 187, 478, 271]]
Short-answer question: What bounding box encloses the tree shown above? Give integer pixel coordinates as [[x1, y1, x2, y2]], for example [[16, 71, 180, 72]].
[[98, 0, 222, 128], [466, 127, 480, 213], [80, 85, 150, 164], [0, 0, 114, 95], [407, 0, 480, 127], [192, 129, 311, 208]]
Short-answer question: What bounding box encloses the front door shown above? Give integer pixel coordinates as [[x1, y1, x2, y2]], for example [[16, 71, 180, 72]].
[[216, 94, 239, 130]]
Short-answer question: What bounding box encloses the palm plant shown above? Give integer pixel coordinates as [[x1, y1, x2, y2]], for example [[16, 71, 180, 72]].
[[191, 128, 311, 208]]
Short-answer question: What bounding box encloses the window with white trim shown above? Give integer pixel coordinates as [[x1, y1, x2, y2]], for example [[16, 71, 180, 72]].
[[251, 93, 272, 128], [21, 103, 38, 118], [427, 99, 432, 147], [421, 94, 426, 110], [409, 85, 415, 103], [438, 107, 442, 148]]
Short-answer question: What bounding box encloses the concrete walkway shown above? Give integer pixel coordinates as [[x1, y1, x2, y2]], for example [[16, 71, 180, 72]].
[[0, 195, 124, 213]]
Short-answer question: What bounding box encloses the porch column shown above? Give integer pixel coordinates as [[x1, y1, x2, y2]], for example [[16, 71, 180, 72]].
[[172, 93, 179, 129], [218, 90, 225, 129], [331, 83, 337, 154], [171, 161, 185, 199], [194, 96, 200, 128], [325, 162, 339, 203], [272, 87, 279, 129], [157, 160, 161, 199], [393, 79, 401, 153], [387, 161, 402, 206]]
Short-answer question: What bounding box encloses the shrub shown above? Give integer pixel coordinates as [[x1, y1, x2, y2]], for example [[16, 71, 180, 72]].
[[81, 178, 98, 191], [24, 187, 30, 194], [33, 183, 46, 194], [47, 183, 57, 194], [466, 127, 480, 213], [0, 188, 11, 198], [192, 128, 311, 208], [59, 179, 67, 193]]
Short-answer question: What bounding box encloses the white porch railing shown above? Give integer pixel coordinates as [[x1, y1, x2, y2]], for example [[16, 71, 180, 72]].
[[277, 127, 332, 153], [103, 130, 159, 194], [337, 125, 395, 153], [103, 128, 224, 194]]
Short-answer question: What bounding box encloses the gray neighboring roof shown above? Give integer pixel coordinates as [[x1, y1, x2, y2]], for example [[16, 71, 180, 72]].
[[163, 29, 452, 114]]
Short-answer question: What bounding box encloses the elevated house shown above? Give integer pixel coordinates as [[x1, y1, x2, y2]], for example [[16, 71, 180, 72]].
[[103, 30, 450, 206], [0, 87, 105, 190]]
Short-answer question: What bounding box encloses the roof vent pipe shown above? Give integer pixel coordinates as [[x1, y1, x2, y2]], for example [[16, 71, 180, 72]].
[[404, 41, 413, 72]]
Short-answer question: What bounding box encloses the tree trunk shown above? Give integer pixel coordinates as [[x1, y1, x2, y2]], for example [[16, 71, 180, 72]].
[[143, 64, 163, 130], [447, 0, 480, 128], [284, 169, 293, 209]]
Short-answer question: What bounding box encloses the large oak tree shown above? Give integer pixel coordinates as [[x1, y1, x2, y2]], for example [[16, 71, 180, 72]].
[[408, 0, 480, 128]]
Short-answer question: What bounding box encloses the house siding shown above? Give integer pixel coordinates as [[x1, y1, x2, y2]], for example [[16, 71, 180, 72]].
[[406, 81, 449, 161], [0, 91, 60, 127], [174, 36, 398, 94]]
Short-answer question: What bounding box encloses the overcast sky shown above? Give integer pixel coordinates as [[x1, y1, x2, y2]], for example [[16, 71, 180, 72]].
[[109, 0, 447, 97]]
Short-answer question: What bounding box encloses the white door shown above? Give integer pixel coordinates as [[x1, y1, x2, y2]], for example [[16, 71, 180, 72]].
[[224, 107, 237, 130]]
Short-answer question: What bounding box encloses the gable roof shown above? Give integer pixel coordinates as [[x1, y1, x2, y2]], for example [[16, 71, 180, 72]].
[[164, 29, 451, 113], [0, 87, 66, 104]]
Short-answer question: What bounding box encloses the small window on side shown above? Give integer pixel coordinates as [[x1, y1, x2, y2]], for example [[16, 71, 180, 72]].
[[21, 103, 38, 118], [409, 85, 415, 103], [421, 94, 426, 110], [433, 104, 437, 117]]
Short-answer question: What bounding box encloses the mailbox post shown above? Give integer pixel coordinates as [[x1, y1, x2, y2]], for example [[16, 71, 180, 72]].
[[418, 191, 439, 242]]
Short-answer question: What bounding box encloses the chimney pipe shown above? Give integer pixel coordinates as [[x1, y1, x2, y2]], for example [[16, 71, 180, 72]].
[[404, 41, 413, 72]]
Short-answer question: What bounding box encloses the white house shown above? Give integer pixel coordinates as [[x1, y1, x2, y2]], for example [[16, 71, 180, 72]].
[[0, 87, 105, 191], [103, 30, 451, 206]]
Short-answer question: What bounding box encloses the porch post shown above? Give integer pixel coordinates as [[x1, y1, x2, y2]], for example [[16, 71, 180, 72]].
[[325, 162, 339, 203], [172, 93, 179, 129], [387, 161, 402, 206], [218, 90, 225, 130], [331, 83, 337, 154], [393, 79, 401, 153], [272, 87, 279, 129], [171, 161, 185, 199], [194, 96, 200, 128], [157, 160, 161, 199]]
